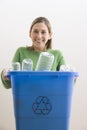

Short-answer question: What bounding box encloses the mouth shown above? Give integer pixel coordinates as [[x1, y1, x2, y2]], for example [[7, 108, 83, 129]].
[[35, 40, 43, 44]]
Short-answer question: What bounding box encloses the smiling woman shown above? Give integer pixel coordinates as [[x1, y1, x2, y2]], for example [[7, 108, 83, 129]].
[[1, 16, 66, 89], [29, 17, 52, 51], [29, 22, 52, 51]]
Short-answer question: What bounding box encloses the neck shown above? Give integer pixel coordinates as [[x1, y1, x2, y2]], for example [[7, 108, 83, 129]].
[[33, 46, 46, 52]]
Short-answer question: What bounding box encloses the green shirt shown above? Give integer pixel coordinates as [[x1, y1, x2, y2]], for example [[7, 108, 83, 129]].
[[1, 46, 66, 89]]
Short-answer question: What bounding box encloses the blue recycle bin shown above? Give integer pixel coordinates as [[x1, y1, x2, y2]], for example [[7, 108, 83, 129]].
[[8, 71, 78, 130]]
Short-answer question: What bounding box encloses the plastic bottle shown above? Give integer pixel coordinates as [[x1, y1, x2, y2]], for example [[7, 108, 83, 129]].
[[35, 52, 54, 71], [12, 62, 20, 71], [22, 58, 33, 71]]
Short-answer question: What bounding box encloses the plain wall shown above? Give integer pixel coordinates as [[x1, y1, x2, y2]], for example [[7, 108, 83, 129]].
[[0, 0, 87, 130]]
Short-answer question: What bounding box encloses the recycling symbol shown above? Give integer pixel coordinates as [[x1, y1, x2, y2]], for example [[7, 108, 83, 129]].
[[32, 96, 52, 115]]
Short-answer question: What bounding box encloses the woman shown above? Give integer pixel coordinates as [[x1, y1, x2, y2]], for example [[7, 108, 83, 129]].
[[1, 16, 66, 89]]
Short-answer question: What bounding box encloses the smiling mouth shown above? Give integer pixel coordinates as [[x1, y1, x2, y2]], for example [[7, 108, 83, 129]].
[[36, 41, 42, 44]]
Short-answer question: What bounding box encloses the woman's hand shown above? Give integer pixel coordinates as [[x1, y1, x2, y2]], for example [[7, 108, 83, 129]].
[[2, 69, 10, 80]]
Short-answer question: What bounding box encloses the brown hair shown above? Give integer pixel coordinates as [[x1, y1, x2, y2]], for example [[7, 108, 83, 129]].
[[29, 17, 52, 49]]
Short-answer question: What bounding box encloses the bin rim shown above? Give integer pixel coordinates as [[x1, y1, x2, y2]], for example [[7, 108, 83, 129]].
[[7, 71, 79, 78]]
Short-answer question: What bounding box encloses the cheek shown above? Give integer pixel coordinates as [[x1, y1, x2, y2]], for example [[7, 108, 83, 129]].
[[29, 32, 35, 37]]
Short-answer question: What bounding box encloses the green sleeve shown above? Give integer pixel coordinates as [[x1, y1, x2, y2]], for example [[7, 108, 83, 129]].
[[1, 48, 20, 89], [12, 48, 21, 62], [56, 50, 66, 70]]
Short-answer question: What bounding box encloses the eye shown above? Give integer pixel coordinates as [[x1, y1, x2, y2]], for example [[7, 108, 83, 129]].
[[41, 31, 46, 34], [33, 29, 38, 34]]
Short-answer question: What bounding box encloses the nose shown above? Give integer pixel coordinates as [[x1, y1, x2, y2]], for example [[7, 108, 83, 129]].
[[37, 32, 42, 39]]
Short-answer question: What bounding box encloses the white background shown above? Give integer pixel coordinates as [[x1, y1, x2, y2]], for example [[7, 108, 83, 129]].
[[0, 0, 87, 130]]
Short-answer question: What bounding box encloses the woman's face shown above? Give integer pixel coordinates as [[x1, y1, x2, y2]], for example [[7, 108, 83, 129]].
[[30, 22, 52, 51]]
